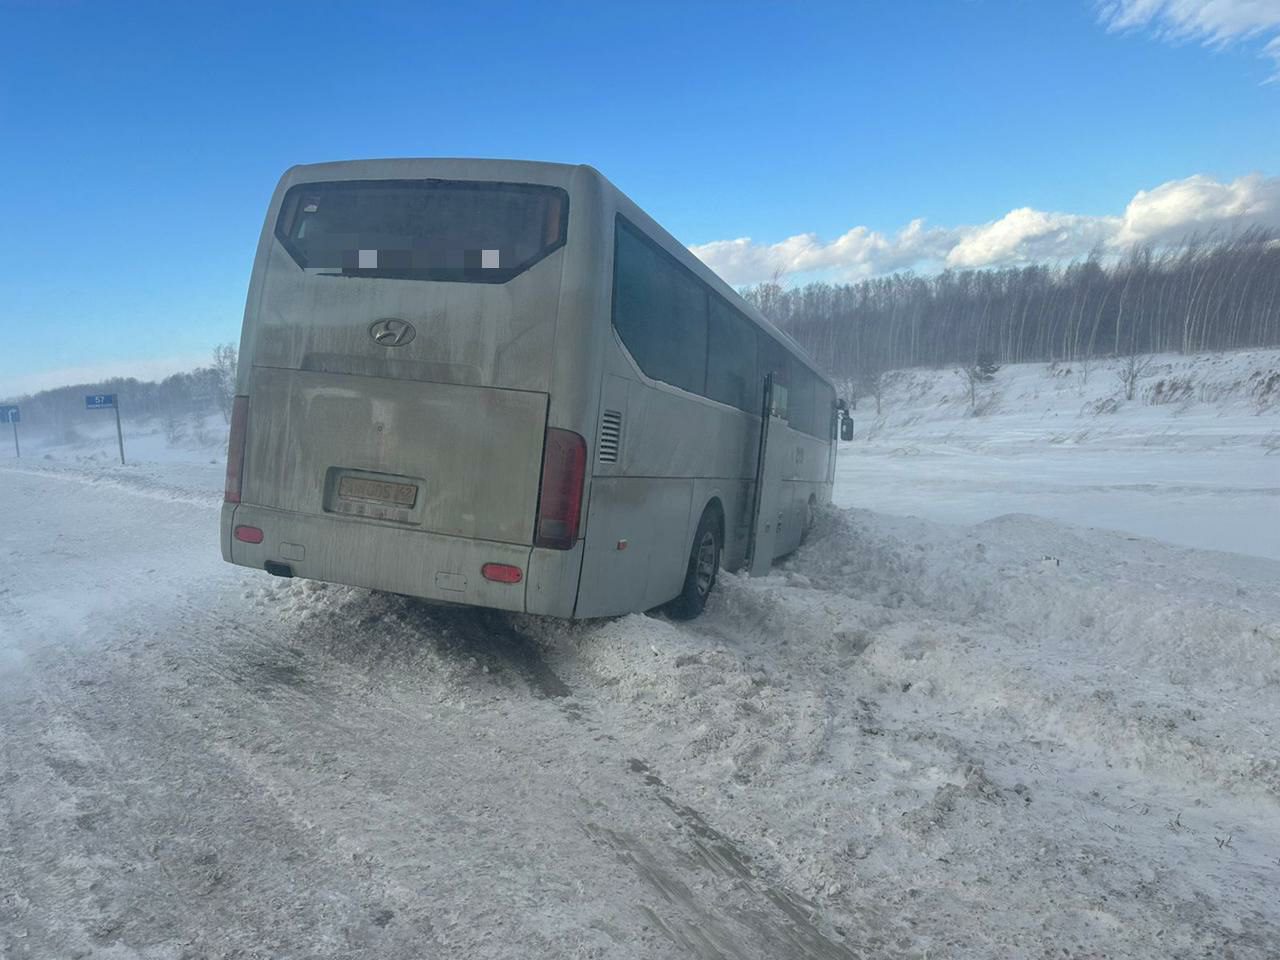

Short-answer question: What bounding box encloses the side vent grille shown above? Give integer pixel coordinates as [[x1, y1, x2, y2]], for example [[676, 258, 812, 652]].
[[598, 409, 622, 463]]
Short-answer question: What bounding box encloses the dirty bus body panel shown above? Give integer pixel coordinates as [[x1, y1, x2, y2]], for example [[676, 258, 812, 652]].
[[573, 190, 838, 617], [222, 158, 836, 619], [223, 159, 603, 617]]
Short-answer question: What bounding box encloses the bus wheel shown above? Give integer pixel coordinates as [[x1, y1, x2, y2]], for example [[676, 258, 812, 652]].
[[667, 510, 721, 621]]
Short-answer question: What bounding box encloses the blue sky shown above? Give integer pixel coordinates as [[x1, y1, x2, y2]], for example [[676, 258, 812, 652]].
[[1, 0, 1278, 395]]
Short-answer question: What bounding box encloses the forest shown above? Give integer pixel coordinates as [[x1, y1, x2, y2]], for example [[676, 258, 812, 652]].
[[740, 229, 1280, 387], [4, 345, 237, 444], [7, 231, 1280, 439]]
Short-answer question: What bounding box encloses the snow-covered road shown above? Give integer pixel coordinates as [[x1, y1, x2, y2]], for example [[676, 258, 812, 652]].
[[3, 455, 1278, 959]]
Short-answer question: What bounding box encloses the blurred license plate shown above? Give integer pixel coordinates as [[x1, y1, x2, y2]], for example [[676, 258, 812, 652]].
[[338, 476, 418, 507]]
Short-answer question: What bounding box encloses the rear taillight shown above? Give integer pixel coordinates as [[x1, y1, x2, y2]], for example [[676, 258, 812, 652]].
[[534, 428, 586, 550], [234, 525, 264, 544], [224, 395, 249, 504]]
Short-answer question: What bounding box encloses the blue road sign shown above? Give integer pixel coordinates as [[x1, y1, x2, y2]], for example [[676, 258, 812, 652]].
[[0, 405, 17, 424], [85, 393, 116, 410]]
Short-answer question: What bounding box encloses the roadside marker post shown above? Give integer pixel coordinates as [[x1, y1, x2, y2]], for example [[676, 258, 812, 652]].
[[1, 405, 18, 458], [85, 394, 126, 465]]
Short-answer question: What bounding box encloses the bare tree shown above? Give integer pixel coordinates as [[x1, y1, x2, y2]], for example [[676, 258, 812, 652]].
[[854, 352, 887, 415], [958, 356, 997, 411], [211, 343, 238, 423], [958, 366, 980, 410], [161, 408, 185, 444], [1076, 353, 1093, 395], [866, 370, 886, 416], [1117, 352, 1153, 402]]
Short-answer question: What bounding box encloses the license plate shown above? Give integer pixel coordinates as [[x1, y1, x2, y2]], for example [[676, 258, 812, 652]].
[[337, 475, 418, 508]]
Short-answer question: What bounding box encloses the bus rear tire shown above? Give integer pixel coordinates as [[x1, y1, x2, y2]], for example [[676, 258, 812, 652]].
[[666, 509, 721, 621]]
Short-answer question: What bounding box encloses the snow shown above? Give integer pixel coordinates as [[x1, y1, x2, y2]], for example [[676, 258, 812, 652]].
[[2, 351, 1279, 958], [0, 411, 228, 508], [838, 348, 1280, 560]]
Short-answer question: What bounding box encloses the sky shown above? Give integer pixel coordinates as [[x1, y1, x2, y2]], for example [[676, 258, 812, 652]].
[[1, 0, 1279, 396]]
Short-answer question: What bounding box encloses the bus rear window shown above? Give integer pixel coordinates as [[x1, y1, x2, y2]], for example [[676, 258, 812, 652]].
[[274, 179, 568, 283]]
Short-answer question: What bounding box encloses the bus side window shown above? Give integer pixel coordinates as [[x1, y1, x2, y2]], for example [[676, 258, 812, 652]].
[[758, 334, 789, 418], [613, 219, 708, 395], [708, 298, 758, 412], [788, 358, 816, 435]]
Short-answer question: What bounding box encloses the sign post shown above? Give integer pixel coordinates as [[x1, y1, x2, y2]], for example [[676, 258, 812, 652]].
[[1, 406, 18, 458], [85, 394, 125, 465]]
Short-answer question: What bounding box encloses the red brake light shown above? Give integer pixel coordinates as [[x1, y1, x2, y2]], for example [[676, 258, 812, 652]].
[[534, 428, 586, 550], [481, 563, 523, 584], [234, 525, 264, 544], [224, 395, 249, 504]]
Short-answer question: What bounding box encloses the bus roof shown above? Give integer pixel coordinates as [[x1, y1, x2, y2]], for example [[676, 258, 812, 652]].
[[277, 158, 833, 389]]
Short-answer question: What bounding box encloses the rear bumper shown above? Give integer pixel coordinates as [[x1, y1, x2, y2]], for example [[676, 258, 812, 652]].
[[222, 503, 577, 615]]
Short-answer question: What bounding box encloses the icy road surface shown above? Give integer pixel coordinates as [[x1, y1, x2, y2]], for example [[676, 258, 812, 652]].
[[2, 458, 1278, 959]]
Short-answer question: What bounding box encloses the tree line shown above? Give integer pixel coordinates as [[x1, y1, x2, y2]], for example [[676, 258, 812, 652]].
[[3, 345, 236, 445], [739, 229, 1280, 388]]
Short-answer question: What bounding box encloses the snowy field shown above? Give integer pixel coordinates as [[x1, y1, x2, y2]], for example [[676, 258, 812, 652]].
[[839, 348, 1280, 560], [1, 350, 1279, 958]]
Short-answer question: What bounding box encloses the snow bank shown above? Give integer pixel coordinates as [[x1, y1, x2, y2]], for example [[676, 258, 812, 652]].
[[860, 348, 1280, 440], [840, 349, 1280, 559], [2, 411, 228, 466], [511, 505, 1280, 955]]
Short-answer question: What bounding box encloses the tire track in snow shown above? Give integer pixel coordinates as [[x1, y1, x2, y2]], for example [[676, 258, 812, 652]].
[[266, 585, 877, 957], [82, 573, 866, 958], [599, 758, 868, 959]]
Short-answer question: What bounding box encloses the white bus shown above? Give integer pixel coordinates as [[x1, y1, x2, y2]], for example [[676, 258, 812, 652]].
[[222, 159, 850, 619]]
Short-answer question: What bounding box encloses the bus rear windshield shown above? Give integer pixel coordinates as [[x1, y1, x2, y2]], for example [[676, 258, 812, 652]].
[[274, 179, 569, 283]]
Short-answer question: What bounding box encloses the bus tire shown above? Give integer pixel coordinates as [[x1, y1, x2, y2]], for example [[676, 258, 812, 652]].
[[666, 508, 721, 621]]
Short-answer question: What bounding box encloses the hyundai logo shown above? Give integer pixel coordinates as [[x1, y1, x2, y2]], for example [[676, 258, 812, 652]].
[[369, 317, 416, 347]]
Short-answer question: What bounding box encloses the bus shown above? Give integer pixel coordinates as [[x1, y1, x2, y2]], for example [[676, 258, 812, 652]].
[[221, 159, 850, 620]]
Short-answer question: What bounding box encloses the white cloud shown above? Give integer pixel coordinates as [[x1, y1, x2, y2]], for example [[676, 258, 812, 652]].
[[689, 172, 1280, 286], [946, 208, 1118, 269], [1097, 0, 1280, 77], [692, 220, 960, 286], [1116, 172, 1280, 245], [4, 354, 209, 398]]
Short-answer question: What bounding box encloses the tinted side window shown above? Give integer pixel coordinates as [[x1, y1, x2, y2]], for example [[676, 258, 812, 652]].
[[613, 219, 708, 395], [758, 334, 790, 418], [707, 297, 759, 412], [788, 358, 816, 435]]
